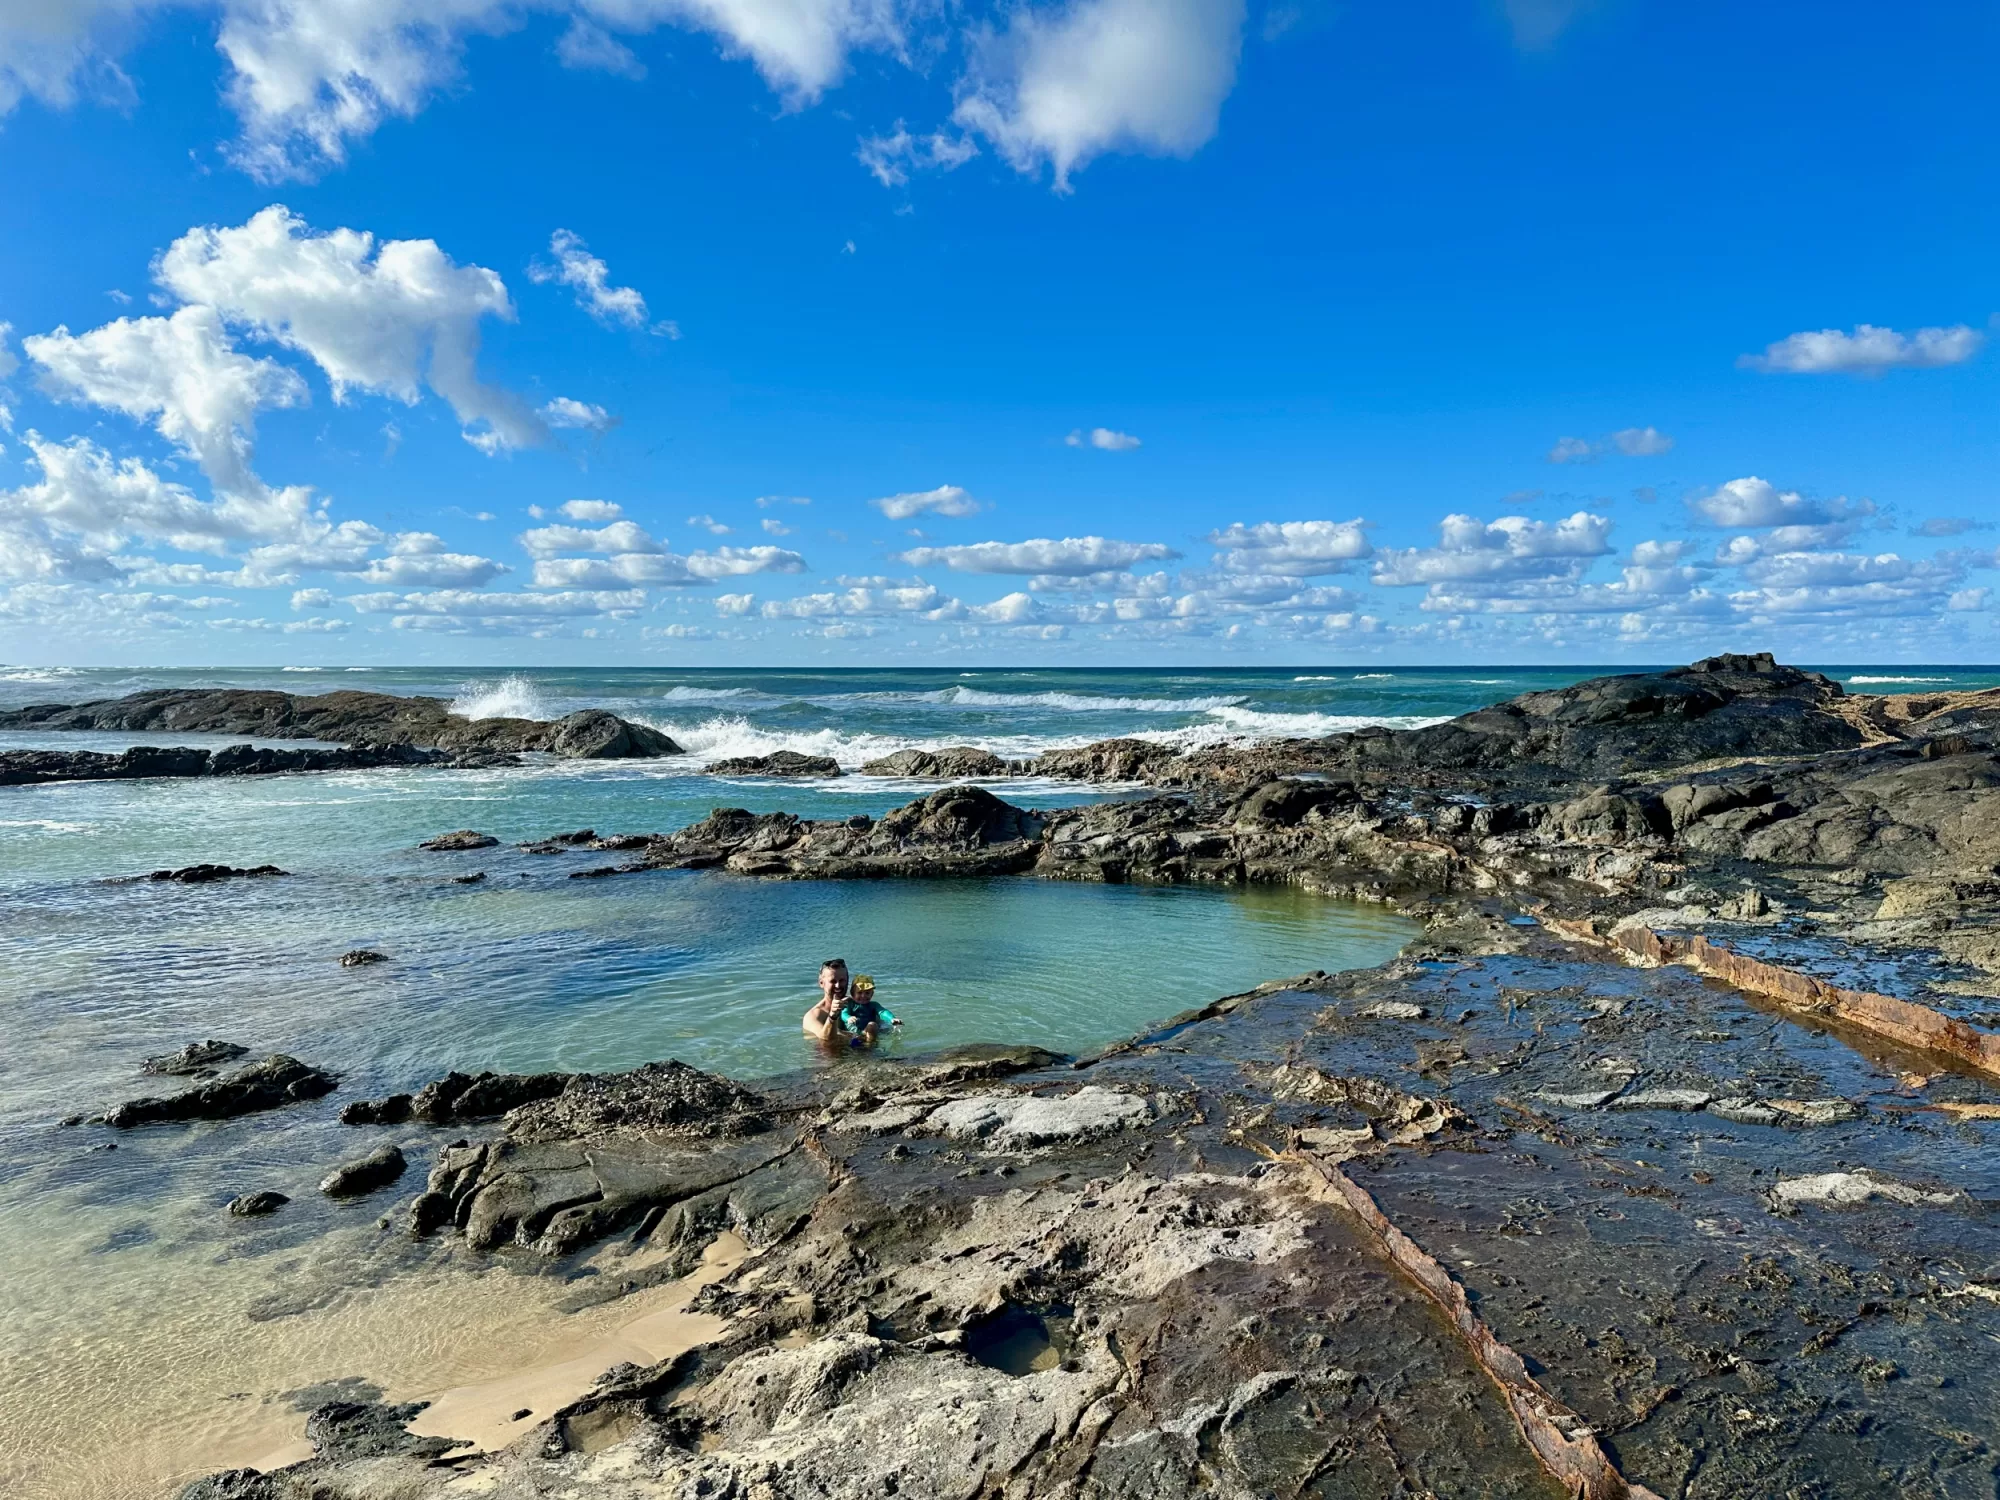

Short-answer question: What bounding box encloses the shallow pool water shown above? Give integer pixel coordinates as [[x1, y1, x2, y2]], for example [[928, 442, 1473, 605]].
[[0, 751, 1415, 1500]]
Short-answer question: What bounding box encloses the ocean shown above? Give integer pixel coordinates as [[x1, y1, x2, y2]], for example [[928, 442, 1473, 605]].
[[2, 660, 1994, 1497]]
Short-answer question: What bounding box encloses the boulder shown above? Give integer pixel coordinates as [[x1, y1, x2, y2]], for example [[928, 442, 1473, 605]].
[[705, 751, 842, 777], [1028, 738, 1178, 782], [340, 1093, 413, 1126], [106, 1054, 337, 1127], [227, 1190, 289, 1217], [141, 1039, 249, 1076], [1231, 778, 1358, 828], [338, 949, 388, 967], [319, 1143, 407, 1198], [860, 747, 1011, 778], [545, 709, 681, 759], [419, 830, 498, 852]]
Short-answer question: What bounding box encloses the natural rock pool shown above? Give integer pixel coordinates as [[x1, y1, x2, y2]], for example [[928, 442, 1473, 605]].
[[0, 757, 1415, 1499]]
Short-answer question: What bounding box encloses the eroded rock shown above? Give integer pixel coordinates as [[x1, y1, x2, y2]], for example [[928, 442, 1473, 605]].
[[106, 1055, 336, 1128]]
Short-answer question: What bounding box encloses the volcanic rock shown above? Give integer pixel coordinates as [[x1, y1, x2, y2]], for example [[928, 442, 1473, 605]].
[[228, 1191, 289, 1217], [418, 830, 498, 852], [705, 750, 842, 777], [860, 746, 1010, 778], [106, 1054, 336, 1127], [142, 1039, 250, 1076], [145, 864, 287, 883], [337, 949, 387, 967], [319, 1143, 407, 1198]]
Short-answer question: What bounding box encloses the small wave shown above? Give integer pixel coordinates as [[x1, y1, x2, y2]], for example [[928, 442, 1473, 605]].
[[280, 666, 325, 673], [1292, 675, 1341, 681], [0, 819, 90, 833], [1353, 673, 1395, 681], [345, 667, 373, 672], [657, 685, 764, 705], [643, 714, 1061, 771], [946, 686, 1248, 713], [451, 675, 551, 721], [0, 666, 82, 683], [1849, 675, 1954, 684]]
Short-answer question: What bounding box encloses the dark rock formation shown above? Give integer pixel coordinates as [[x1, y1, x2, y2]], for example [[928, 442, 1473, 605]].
[[501, 1060, 767, 1142], [704, 750, 842, 777], [418, 830, 498, 851], [336, 949, 387, 967], [342, 1069, 571, 1126], [143, 1039, 249, 1076], [0, 687, 680, 759], [227, 1191, 289, 1217], [144, 864, 287, 883], [106, 1054, 336, 1127], [860, 746, 1010, 778], [0, 742, 463, 788], [1024, 737, 1177, 782], [318, 1143, 406, 1198]]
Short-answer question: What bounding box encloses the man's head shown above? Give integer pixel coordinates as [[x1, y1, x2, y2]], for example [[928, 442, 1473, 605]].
[[818, 958, 848, 1000]]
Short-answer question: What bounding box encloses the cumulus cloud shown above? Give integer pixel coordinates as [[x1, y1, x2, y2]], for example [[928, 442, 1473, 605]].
[[1740, 323, 1984, 376], [954, 0, 1245, 190], [898, 535, 1180, 575], [870, 484, 981, 520], [520, 519, 802, 589], [528, 229, 675, 335], [1065, 426, 1140, 451], [157, 205, 546, 454], [561, 498, 622, 521], [857, 122, 978, 187], [542, 396, 618, 433], [1913, 516, 1990, 538], [687, 512, 731, 534], [346, 586, 649, 633], [1725, 547, 1990, 622], [1686, 476, 1874, 531], [354, 531, 507, 587], [761, 517, 792, 535], [760, 582, 959, 621], [1208, 519, 1371, 576], [24, 306, 308, 495], [1546, 425, 1674, 464], [520, 519, 666, 557], [1372, 511, 1612, 592]]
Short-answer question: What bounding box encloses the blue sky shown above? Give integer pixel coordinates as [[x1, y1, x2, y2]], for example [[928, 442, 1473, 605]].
[[0, 0, 1995, 665]]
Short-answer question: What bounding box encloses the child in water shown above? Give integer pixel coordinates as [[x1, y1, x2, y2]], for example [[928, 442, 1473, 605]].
[[839, 975, 901, 1048]]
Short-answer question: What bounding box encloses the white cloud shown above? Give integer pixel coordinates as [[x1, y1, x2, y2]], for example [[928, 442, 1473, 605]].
[[715, 591, 755, 615], [1547, 425, 1673, 464], [687, 513, 731, 534], [157, 205, 546, 454], [348, 586, 648, 617], [355, 531, 507, 586], [857, 122, 978, 187], [760, 582, 958, 621], [1372, 511, 1612, 590], [1065, 426, 1141, 451], [1914, 516, 1990, 538], [561, 498, 623, 521], [528, 229, 675, 335], [1687, 476, 1874, 531], [531, 554, 699, 588], [283, 614, 350, 632], [898, 535, 1180, 575], [290, 586, 333, 609], [556, 19, 646, 77], [1209, 519, 1372, 576], [761, 517, 792, 536], [519, 519, 666, 557], [756, 494, 811, 508], [24, 306, 308, 495], [0, 0, 154, 117], [542, 396, 618, 433], [687, 544, 806, 578], [0, 320, 17, 379], [954, 0, 1246, 190], [870, 483, 981, 520], [1740, 323, 1984, 375]]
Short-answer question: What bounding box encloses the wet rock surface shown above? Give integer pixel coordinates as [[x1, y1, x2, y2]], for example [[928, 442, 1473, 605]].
[[227, 1190, 289, 1217], [0, 742, 466, 786], [318, 1143, 406, 1198], [143, 864, 287, 884], [418, 829, 499, 851], [0, 687, 680, 759], [704, 749, 843, 777], [143, 656, 2000, 1498], [860, 745, 1012, 778], [142, 1039, 250, 1076], [106, 1054, 336, 1128]]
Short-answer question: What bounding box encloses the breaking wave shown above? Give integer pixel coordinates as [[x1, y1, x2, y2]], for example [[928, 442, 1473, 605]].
[[942, 687, 1246, 712], [451, 675, 553, 721], [1848, 675, 1955, 684]]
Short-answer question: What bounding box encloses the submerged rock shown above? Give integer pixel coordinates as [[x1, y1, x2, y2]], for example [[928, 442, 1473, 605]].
[[142, 1039, 249, 1076], [503, 1060, 767, 1142], [1770, 1171, 1960, 1209], [336, 949, 387, 967], [145, 864, 287, 884], [319, 1143, 406, 1198], [705, 750, 842, 778], [418, 830, 498, 852], [228, 1191, 289, 1218], [106, 1054, 336, 1127]]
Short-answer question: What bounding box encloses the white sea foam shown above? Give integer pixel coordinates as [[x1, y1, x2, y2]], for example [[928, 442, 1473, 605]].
[[0, 819, 90, 833], [944, 686, 1247, 713], [1849, 675, 1955, 684], [451, 675, 553, 721], [658, 685, 764, 705], [641, 714, 1064, 771], [0, 666, 83, 683], [1133, 708, 1449, 753], [1354, 673, 1395, 680], [1292, 675, 1342, 681]]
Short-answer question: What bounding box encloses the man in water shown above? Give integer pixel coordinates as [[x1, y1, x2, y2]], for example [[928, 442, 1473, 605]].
[[802, 957, 849, 1043]]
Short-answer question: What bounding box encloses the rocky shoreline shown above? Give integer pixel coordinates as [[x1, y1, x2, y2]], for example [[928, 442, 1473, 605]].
[[43, 653, 2000, 1498]]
